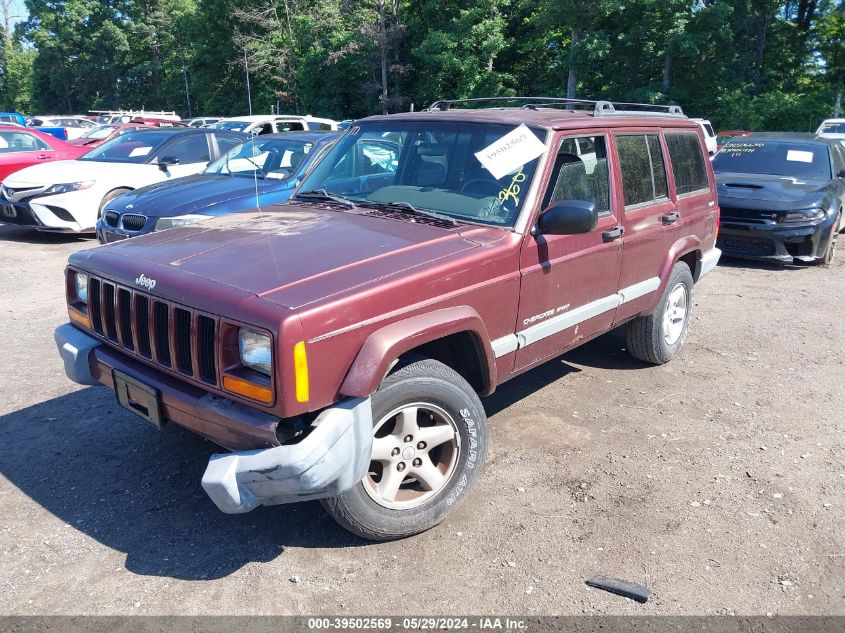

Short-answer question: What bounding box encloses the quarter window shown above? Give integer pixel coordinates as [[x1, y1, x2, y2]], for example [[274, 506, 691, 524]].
[[616, 134, 668, 208], [542, 135, 612, 215], [665, 132, 709, 195]]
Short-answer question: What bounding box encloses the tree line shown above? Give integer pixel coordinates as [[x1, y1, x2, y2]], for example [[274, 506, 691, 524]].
[[0, 0, 843, 131]]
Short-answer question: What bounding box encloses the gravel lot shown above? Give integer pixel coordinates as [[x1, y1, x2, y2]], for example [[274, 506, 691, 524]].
[[0, 223, 842, 616]]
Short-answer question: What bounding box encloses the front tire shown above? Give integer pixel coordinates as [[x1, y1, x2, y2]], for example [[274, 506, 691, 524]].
[[321, 358, 487, 541], [626, 261, 694, 365], [817, 214, 839, 266]]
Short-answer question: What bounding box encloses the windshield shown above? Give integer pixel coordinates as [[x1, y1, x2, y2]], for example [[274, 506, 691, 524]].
[[297, 121, 547, 227], [212, 120, 250, 132], [206, 138, 316, 180], [818, 122, 845, 134], [78, 130, 174, 163], [81, 125, 116, 140], [713, 140, 831, 179], [716, 133, 746, 145]]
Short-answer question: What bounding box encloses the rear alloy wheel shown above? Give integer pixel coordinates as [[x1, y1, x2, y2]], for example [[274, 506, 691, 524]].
[[321, 358, 487, 541], [626, 261, 694, 365]]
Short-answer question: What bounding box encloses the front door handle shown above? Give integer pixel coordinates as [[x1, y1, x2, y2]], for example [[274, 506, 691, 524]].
[[36, 154, 50, 160], [602, 226, 624, 241], [662, 212, 680, 225]]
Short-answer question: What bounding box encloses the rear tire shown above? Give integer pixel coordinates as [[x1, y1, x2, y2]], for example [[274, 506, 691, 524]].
[[626, 261, 694, 365], [321, 358, 487, 541]]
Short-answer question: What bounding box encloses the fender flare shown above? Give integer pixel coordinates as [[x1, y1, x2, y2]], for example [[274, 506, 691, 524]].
[[662, 235, 703, 284], [339, 306, 497, 398]]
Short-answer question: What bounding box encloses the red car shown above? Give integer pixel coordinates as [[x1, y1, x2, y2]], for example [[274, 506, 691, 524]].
[[0, 125, 89, 182], [716, 130, 752, 151], [55, 97, 722, 540], [66, 123, 150, 149], [130, 117, 188, 128]]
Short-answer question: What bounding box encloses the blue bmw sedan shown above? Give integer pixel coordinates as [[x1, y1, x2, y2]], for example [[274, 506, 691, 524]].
[[96, 131, 339, 243]]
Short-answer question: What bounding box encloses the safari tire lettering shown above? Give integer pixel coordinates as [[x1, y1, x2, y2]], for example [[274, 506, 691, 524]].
[[321, 357, 488, 541]]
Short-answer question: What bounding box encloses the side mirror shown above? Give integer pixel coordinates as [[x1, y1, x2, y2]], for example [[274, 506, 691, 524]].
[[157, 156, 179, 171], [537, 200, 598, 235]]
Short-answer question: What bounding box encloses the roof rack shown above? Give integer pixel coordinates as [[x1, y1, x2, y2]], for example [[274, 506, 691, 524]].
[[424, 96, 685, 118]]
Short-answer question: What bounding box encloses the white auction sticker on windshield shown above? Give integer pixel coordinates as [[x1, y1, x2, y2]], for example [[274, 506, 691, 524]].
[[475, 124, 546, 180], [786, 149, 814, 163], [129, 146, 152, 157]]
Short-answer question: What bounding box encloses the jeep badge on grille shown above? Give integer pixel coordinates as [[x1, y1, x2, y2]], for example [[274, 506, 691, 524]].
[[135, 274, 157, 291]]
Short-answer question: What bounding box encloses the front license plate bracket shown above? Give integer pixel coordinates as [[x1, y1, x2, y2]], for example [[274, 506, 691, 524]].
[[113, 369, 165, 428]]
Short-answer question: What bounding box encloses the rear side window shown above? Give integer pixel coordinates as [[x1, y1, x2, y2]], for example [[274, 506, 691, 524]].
[[665, 132, 710, 195], [0, 131, 51, 152], [616, 134, 668, 208]]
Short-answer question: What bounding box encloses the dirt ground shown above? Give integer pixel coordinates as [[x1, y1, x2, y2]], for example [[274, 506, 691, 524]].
[[0, 222, 842, 616]]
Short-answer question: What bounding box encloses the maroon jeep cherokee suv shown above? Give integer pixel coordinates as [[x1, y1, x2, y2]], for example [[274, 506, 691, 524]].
[[55, 98, 721, 540]]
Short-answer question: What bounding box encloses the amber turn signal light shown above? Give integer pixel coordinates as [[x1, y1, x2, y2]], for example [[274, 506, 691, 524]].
[[222, 375, 273, 404], [68, 307, 91, 329], [293, 341, 309, 403]]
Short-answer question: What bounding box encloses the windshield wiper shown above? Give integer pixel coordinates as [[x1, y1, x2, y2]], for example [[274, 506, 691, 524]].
[[295, 189, 356, 208], [360, 200, 458, 226]]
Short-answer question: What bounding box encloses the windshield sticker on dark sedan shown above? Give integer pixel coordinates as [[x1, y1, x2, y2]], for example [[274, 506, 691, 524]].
[[786, 150, 814, 163]]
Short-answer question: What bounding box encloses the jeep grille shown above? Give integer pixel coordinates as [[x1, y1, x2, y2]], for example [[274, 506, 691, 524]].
[[87, 275, 218, 386]]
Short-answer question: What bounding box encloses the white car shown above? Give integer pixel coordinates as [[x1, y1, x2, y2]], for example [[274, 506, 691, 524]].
[[816, 118, 845, 141], [184, 117, 221, 128], [29, 116, 98, 140], [691, 118, 718, 156], [0, 127, 246, 233], [212, 115, 339, 135]]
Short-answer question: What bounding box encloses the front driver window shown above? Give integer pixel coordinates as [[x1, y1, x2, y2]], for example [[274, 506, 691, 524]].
[[157, 135, 210, 164], [542, 135, 611, 215]]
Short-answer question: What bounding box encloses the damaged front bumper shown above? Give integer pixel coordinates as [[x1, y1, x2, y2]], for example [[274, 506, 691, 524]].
[[201, 397, 373, 513], [54, 323, 374, 513]]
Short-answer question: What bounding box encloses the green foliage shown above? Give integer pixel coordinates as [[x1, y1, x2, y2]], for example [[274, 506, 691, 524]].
[[2, 0, 843, 131]]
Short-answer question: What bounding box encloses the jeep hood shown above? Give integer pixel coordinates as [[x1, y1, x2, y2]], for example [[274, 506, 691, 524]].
[[91, 204, 494, 309], [111, 174, 290, 217]]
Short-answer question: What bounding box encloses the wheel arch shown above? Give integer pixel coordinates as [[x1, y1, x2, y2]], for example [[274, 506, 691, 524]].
[[664, 235, 703, 283], [339, 306, 497, 398], [98, 186, 134, 212]]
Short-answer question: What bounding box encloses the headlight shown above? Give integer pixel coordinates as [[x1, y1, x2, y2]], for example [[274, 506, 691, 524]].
[[74, 271, 88, 304], [238, 329, 272, 375], [154, 214, 212, 230], [782, 208, 825, 223], [45, 181, 95, 194]]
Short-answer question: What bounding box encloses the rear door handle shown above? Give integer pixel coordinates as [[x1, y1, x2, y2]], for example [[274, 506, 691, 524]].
[[36, 154, 50, 160], [662, 212, 680, 225], [602, 226, 624, 241]]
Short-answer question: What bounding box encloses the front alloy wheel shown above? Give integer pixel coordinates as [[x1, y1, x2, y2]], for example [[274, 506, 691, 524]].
[[321, 358, 488, 541], [365, 403, 460, 509]]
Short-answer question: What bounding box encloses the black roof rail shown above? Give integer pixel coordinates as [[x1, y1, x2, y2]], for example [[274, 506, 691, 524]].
[[424, 96, 685, 117]]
